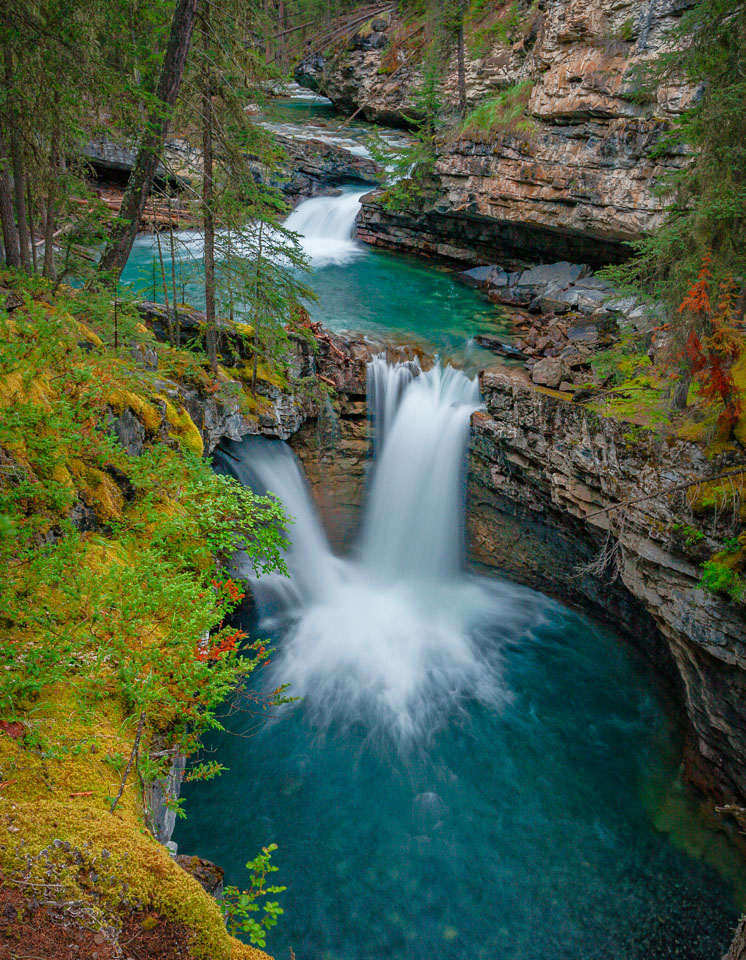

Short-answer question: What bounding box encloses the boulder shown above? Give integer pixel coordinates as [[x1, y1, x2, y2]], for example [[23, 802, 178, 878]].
[[531, 356, 570, 389], [458, 265, 498, 289], [513, 262, 592, 300], [175, 855, 224, 899]]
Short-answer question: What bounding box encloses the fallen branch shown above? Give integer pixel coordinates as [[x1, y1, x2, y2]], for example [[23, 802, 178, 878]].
[[584, 465, 746, 521], [110, 710, 146, 815]]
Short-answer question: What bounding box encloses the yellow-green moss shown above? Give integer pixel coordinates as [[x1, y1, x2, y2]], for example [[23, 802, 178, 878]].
[[232, 321, 254, 339], [76, 321, 104, 348], [0, 692, 270, 960], [109, 388, 163, 435], [68, 459, 124, 521], [0, 371, 52, 411], [688, 471, 746, 520], [162, 398, 204, 457]]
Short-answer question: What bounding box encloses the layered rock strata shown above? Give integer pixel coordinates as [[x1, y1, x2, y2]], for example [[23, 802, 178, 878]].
[[467, 371, 746, 806], [251, 133, 382, 206], [131, 301, 369, 451], [302, 0, 696, 264]]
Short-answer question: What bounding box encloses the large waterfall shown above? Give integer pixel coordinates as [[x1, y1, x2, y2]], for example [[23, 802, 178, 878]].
[[215, 357, 523, 742]]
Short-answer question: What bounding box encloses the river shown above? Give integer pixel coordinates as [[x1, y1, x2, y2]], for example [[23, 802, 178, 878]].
[[123, 92, 745, 959]]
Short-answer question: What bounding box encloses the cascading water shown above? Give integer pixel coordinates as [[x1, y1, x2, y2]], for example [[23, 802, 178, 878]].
[[217, 357, 517, 741], [155, 107, 744, 957], [283, 188, 367, 267], [183, 355, 743, 960]]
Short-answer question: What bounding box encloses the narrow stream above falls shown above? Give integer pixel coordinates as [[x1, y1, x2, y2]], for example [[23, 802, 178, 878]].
[[121, 187, 508, 364], [175, 359, 745, 960]]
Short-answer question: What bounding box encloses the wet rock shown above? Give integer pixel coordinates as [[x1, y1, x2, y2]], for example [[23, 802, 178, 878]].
[[250, 134, 382, 206], [475, 335, 528, 360], [468, 372, 746, 812]]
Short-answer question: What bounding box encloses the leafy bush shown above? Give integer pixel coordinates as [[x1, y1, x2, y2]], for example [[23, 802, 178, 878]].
[[221, 843, 286, 947]]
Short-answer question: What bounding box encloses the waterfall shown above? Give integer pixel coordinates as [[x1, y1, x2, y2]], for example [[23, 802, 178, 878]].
[[362, 357, 480, 582], [283, 189, 367, 267], [218, 358, 522, 743], [366, 354, 420, 455]]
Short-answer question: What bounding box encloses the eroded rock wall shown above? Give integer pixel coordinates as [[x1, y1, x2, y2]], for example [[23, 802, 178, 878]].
[[467, 371, 746, 804], [301, 0, 696, 264]]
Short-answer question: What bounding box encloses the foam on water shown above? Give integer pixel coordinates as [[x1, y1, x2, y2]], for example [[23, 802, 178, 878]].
[[283, 190, 367, 267], [216, 357, 528, 743]]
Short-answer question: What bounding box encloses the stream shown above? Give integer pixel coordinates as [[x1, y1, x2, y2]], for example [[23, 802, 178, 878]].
[[122, 93, 745, 958]]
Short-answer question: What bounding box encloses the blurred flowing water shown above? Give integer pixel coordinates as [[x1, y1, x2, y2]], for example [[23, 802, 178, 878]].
[[176, 357, 745, 960]]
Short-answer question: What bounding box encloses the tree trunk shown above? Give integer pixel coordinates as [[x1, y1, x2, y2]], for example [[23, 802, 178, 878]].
[[456, 2, 467, 119], [251, 222, 264, 396], [277, 0, 287, 71], [0, 128, 19, 267], [671, 372, 691, 411], [264, 0, 272, 62], [153, 199, 174, 345], [97, 0, 199, 282], [167, 196, 180, 347], [26, 184, 37, 273], [43, 130, 58, 280], [201, 10, 218, 375], [4, 48, 30, 270]]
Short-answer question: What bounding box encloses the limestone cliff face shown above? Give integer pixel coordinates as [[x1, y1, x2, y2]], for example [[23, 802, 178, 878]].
[[467, 371, 746, 805], [300, 0, 696, 264]]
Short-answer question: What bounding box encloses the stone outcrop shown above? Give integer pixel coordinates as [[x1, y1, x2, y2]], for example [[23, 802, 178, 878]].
[[456, 259, 655, 385], [132, 302, 370, 451], [253, 133, 382, 206], [467, 371, 746, 805], [290, 393, 370, 551], [86, 130, 380, 207], [302, 0, 696, 265]]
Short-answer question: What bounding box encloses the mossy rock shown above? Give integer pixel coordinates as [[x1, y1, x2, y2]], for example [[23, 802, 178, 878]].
[[688, 471, 746, 521], [0, 691, 270, 960], [68, 459, 125, 521], [162, 398, 204, 457], [109, 388, 163, 435]]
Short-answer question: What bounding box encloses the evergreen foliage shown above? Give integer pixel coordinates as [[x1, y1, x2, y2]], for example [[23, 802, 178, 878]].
[[602, 0, 746, 313]]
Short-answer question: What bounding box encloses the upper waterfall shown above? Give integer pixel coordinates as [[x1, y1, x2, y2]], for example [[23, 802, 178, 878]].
[[284, 189, 367, 267]]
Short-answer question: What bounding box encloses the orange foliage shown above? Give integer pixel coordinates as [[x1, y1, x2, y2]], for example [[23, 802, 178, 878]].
[[678, 256, 744, 434]]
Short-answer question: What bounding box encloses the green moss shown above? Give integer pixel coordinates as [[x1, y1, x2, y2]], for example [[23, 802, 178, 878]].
[[0, 275, 290, 960], [162, 399, 204, 457], [109, 388, 163, 435], [688, 471, 746, 520], [68, 459, 125, 521]]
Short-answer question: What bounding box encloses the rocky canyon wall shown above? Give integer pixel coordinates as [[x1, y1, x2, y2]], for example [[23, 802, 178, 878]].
[[299, 0, 696, 266], [467, 371, 746, 808]]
